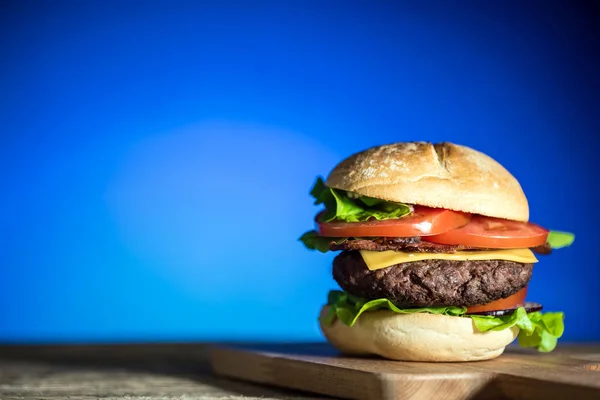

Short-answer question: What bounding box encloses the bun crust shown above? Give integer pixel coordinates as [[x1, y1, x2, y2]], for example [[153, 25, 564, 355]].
[[319, 306, 518, 362], [326, 142, 529, 221]]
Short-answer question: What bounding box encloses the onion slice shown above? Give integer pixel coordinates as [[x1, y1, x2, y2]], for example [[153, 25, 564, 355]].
[[466, 302, 543, 317]]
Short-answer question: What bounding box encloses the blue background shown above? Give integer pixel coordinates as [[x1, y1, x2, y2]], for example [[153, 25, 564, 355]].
[[1, 0, 599, 343]]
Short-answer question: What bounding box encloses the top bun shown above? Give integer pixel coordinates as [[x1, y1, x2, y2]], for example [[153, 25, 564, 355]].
[[326, 142, 529, 221]]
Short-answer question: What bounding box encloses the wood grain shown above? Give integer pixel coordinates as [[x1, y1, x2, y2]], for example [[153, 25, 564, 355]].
[[2, 343, 599, 400], [0, 343, 329, 400], [209, 343, 600, 400]]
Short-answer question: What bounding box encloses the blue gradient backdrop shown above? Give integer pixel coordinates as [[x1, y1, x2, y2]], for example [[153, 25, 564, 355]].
[[1, 1, 599, 343]]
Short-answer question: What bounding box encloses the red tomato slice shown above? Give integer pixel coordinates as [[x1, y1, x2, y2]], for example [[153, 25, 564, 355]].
[[317, 206, 471, 237], [466, 287, 528, 314], [423, 215, 549, 248]]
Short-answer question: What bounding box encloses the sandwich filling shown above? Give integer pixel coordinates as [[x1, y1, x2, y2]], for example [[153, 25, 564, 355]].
[[300, 176, 575, 353]]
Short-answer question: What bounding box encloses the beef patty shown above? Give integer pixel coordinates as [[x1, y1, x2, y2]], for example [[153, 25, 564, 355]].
[[332, 250, 533, 307]]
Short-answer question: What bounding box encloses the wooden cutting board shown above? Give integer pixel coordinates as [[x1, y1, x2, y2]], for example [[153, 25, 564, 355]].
[[209, 343, 600, 400]]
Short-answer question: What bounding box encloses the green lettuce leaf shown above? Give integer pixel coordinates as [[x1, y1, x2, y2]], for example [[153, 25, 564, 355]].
[[547, 231, 575, 249], [472, 309, 565, 352], [322, 290, 466, 327], [309, 177, 411, 223], [298, 230, 347, 253], [322, 290, 565, 353]]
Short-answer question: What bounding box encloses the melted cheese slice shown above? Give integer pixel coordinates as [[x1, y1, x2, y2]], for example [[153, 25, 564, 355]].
[[360, 248, 538, 271]]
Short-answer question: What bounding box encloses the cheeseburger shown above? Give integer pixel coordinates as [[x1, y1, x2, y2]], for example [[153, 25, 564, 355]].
[[300, 141, 574, 362]]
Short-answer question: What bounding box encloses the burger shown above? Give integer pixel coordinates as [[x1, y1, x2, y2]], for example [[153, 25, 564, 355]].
[[299, 141, 574, 362]]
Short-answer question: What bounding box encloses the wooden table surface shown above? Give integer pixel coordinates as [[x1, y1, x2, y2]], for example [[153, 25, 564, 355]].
[[0, 343, 329, 400], [1, 342, 599, 400]]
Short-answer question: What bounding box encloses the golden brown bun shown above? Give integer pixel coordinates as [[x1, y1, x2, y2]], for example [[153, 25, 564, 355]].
[[326, 142, 529, 221], [319, 306, 518, 362]]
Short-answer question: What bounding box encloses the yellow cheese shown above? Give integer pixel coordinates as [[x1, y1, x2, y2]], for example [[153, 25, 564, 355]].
[[360, 248, 538, 271]]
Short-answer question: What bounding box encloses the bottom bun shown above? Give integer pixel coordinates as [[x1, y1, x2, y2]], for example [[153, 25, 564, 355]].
[[319, 305, 518, 362]]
